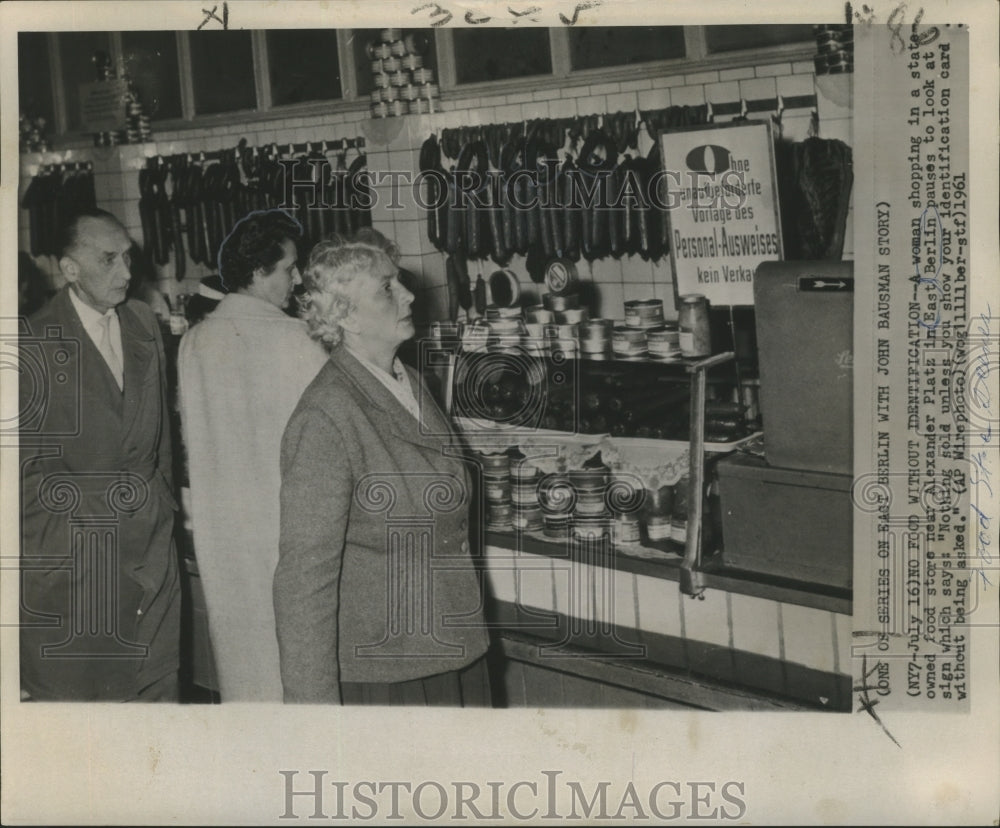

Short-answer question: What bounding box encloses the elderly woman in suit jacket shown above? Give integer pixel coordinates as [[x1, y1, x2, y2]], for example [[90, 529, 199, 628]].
[[274, 237, 491, 705]]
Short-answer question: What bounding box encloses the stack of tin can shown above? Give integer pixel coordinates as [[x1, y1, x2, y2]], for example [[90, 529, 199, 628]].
[[570, 462, 610, 542], [509, 455, 543, 532], [369, 29, 439, 118], [813, 24, 853, 75], [537, 473, 574, 539], [481, 451, 512, 530], [541, 259, 586, 359], [612, 298, 666, 359], [579, 319, 613, 360]]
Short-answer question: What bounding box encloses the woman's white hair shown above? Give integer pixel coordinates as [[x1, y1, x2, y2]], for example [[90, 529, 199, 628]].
[[298, 237, 392, 352]]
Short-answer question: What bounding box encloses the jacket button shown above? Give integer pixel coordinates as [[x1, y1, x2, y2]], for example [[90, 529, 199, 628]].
[[460, 540, 469, 553], [461, 519, 468, 530]]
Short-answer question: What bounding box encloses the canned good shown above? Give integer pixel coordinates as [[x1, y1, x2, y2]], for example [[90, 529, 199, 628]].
[[382, 56, 402, 73], [370, 59, 384, 75], [380, 28, 402, 43], [557, 308, 589, 325], [373, 72, 391, 89], [480, 451, 510, 474], [512, 508, 544, 531], [387, 100, 407, 118], [544, 259, 579, 296], [645, 515, 673, 542], [488, 269, 521, 307], [525, 306, 554, 324], [613, 516, 642, 545], [573, 517, 609, 541], [487, 318, 523, 336], [552, 339, 578, 359], [669, 518, 688, 543], [543, 514, 571, 538], [371, 102, 389, 119], [678, 294, 711, 357], [611, 326, 647, 358], [389, 38, 408, 57], [574, 495, 608, 516], [543, 292, 579, 312], [624, 299, 664, 329], [420, 82, 440, 99], [484, 479, 511, 502], [646, 323, 682, 359], [380, 86, 400, 102], [399, 84, 419, 101], [431, 320, 461, 341], [401, 54, 423, 71], [413, 68, 435, 84], [370, 89, 385, 104], [553, 322, 578, 339], [523, 322, 546, 338], [373, 43, 392, 61], [538, 475, 575, 514], [389, 71, 409, 87], [580, 318, 613, 340], [510, 460, 540, 481]]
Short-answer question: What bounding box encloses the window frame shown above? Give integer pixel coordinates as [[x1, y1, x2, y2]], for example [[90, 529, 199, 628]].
[[41, 26, 816, 140]]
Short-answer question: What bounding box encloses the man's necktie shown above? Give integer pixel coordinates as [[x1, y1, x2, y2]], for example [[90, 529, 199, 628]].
[[97, 312, 124, 391]]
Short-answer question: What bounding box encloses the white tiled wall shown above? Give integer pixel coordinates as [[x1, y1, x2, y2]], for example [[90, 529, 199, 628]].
[[20, 60, 853, 319]]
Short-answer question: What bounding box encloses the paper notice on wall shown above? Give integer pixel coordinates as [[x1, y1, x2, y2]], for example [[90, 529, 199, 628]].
[[79, 78, 128, 133], [660, 120, 783, 306], [853, 22, 988, 713]]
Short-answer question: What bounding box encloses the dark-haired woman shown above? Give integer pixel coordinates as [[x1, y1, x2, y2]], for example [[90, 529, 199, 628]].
[[177, 209, 328, 701]]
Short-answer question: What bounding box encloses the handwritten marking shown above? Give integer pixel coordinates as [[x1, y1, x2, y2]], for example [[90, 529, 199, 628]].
[[464, 10, 491, 24], [559, 1, 603, 26], [855, 654, 902, 747], [411, 2, 453, 26], [197, 2, 228, 30]]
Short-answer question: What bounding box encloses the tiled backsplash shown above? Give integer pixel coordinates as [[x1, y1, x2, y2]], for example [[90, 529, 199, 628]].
[[20, 59, 852, 323]]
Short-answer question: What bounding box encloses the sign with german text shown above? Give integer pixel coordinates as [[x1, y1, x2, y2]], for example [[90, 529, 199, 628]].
[[660, 120, 783, 306], [79, 79, 128, 133]]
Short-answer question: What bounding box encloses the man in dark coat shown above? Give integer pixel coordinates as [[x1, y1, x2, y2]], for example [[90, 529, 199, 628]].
[[19, 208, 181, 701]]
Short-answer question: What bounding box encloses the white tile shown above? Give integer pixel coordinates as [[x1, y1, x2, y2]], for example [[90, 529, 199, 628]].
[[685, 70, 719, 86], [638, 88, 672, 112], [704, 81, 741, 107], [719, 67, 756, 82], [493, 104, 524, 124], [505, 92, 534, 105], [605, 91, 639, 115], [621, 258, 655, 284], [548, 98, 578, 119], [730, 593, 781, 658], [819, 117, 852, 145], [521, 101, 550, 121], [619, 79, 653, 92], [576, 95, 607, 116], [591, 82, 622, 96], [781, 603, 836, 672], [739, 77, 777, 102], [593, 282, 625, 320], [391, 219, 423, 258], [778, 114, 812, 142], [670, 84, 706, 107], [755, 62, 793, 78], [634, 573, 682, 637], [777, 73, 817, 98], [681, 587, 730, 647], [566, 560, 597, 627], [792, 60, 815, 74]]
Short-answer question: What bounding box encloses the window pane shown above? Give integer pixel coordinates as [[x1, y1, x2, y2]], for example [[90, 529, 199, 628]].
[[189, 30, 256, 115], [453, 28, 552, 84], [569, 26, 686, 70], [18, 33, 56, 128], [351, 28, 438, 97], [120, 31, 182, 120], [705, 25, 814, 53], [57, 31, 113, 130], [267, 30, 341, 105]]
